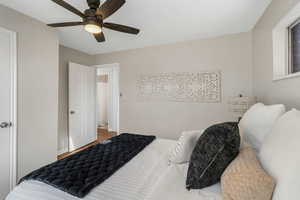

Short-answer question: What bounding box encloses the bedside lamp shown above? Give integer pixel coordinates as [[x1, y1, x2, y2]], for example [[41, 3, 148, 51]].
[[228, 95, 256, 121]]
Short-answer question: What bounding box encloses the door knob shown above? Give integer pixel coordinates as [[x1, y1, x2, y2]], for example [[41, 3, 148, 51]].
[[70, 111, 75, 115], [0, 122, 12, 129]]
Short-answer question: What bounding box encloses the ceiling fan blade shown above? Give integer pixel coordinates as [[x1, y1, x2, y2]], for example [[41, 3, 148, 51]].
[[98, 0, 125, 19], [104, 22, 140, 34], [51, 0, 85, 18], [94, 32, 106, 42], [48, 22, 84, 27]]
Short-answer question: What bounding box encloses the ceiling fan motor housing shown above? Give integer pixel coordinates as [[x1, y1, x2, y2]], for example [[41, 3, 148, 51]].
[[87, 0, 100, 9], [84, 9, 103, 26]]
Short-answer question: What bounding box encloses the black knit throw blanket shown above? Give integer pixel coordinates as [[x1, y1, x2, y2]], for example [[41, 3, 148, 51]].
[[20, 133, 156, 198]]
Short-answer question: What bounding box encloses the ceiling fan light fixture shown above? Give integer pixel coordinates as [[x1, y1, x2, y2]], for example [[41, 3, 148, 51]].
[[84, 21, 102, 34], [48, 0, 139, 43]]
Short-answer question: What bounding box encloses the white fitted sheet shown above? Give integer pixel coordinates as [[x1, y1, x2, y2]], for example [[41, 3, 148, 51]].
[[6, 138, 222, 200]]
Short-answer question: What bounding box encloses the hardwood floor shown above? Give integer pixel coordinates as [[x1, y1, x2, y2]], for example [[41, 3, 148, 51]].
[[57, 128, 117, 160]]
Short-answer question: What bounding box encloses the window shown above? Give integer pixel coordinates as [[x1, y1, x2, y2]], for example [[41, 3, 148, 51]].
[[289, 20, 300, 74], [272, 2, 300, 81]]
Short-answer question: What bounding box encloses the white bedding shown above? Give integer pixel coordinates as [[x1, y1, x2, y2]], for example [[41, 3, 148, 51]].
[[147, 163, 222, 200], [6, 139, 222, 200]]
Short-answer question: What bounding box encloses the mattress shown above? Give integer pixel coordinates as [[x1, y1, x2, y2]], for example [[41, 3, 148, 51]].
[[6, 138, 222, 200]]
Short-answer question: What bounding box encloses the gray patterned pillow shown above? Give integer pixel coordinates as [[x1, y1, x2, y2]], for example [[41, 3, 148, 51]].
[[186, 122, 240, 190]]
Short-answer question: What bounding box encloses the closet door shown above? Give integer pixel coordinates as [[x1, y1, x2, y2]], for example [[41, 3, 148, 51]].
[[69, 62, 97, 151], [0, 27, 16, 199]]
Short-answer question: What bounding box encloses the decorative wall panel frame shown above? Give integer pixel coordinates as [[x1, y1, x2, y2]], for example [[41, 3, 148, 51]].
[[137, 71, 221, 103]]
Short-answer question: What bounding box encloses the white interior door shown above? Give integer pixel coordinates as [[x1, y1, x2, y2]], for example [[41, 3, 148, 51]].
[[69, 62, 97, 152], [0, 27, 16, 199]]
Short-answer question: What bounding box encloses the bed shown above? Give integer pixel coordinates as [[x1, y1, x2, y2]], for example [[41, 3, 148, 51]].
[[6, 138, 222, 200]]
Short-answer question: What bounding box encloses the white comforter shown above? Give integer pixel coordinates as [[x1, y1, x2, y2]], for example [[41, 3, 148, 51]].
[[6, 139, 222, 200]]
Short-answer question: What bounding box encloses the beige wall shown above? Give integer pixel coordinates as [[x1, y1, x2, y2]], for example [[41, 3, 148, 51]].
[[94, 32, 253, 139], [253, 0, 300, 109], [0, 5, 59, 178], [58, 45, 95, 153]]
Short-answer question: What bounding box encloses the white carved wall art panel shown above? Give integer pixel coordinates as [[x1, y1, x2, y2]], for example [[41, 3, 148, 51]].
[[137, 71, 221, 103]]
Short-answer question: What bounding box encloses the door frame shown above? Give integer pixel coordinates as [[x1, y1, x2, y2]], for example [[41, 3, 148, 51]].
[[0, 27, 18, 190], [94, 63, 120, 134]]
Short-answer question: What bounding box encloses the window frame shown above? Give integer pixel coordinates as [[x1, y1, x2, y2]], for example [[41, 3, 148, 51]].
[[272, 2, 300, 81], [287, 18, 300, 74]]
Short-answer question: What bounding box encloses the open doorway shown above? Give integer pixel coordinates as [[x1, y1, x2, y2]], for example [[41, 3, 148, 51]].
[[95, 63, 120, 141], [97, 74, 109, 129], [60, 63, 120, 160]]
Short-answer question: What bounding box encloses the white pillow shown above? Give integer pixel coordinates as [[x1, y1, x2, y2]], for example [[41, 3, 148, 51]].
[[238, 103, 286, 151], [168, 130, 203, 164], [259, 109, 300, 200]]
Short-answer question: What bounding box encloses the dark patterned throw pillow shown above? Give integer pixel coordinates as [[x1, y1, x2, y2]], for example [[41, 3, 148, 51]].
[[186, 122, 240, 190]]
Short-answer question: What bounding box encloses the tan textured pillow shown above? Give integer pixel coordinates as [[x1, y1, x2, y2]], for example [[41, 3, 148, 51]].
[[221, 147, 275, 200]]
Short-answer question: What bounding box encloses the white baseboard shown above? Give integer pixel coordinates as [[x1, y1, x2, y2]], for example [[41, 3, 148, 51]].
[[57, 147, 68, 155]]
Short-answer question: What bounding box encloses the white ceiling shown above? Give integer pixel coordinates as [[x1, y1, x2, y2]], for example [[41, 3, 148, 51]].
[[0, 0, 271, 55]]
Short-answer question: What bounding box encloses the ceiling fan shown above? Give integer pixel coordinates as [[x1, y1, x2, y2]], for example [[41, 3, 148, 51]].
[[48, 0, 140, 42]]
